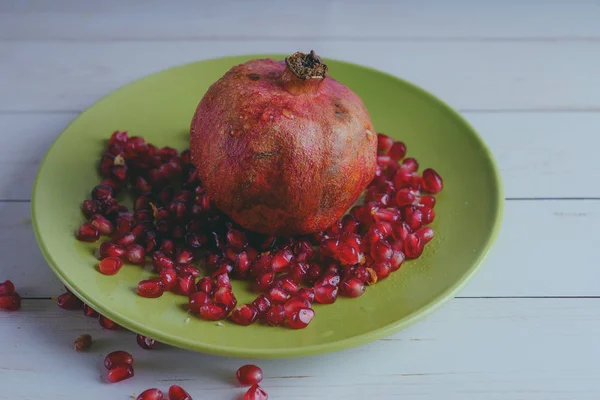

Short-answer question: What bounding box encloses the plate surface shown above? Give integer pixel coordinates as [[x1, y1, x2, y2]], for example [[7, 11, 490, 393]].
[[32, 54, 503, 358]]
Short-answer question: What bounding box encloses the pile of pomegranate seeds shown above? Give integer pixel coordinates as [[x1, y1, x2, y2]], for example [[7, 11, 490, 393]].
[[76, 131, 443, 329], [0, 280, 21, 311], [104, 350, 134, 383]]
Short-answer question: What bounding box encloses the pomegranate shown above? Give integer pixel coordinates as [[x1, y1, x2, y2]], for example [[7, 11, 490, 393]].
[[236, 364, 263, 386], [190, 51, 377, 235], [168, 385, 192, 400]]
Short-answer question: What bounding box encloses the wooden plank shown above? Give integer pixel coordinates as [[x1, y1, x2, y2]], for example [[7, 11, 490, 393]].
[[1, 0, 599, 40], [0, 298, 598, 399], [3, 200, 599, 298], [0, 112, 598, 200], [1, 41, 600, 112]]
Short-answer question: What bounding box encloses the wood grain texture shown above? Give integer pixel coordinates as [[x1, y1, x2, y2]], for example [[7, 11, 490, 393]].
[[1, 41, 600, 112], [1, 0, 599, 40], [4, 199, 598, 298], [1, 298, 598, 400]]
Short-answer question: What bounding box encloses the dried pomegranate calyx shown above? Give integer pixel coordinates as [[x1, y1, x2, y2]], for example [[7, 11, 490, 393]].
[[285, 50, 328, 80]]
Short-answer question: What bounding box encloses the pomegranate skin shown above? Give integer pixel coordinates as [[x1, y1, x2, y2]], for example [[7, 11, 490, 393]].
[[191, 51, 377, 236]]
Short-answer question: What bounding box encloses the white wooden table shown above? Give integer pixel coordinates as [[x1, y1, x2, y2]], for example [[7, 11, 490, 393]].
[[1, 1, 599, 399]]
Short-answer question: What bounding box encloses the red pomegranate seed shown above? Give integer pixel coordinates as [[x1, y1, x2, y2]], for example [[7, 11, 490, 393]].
[[0, 293, 21, 311], [99, 315, 120, 330], [244, 384, 268, 400], [319, 273, 340, 287], [422, 207, 435, 224], [320, 237, 339, 258], [250, 254, 273, 277], [395, 188, 417, 206], [160, 239, 176, 257], [265, 304, 286, 326], [109, 130, 129, 144], [389, 250, 406, 271], [168, 385, 192, 400], [107, 365, 134, 383], [371, 240, 393, 262], [92, 184, 114, 200], [405, 207, 423, 231], [297, 288, 315, 303], [340, 278, 366, 297], [98, 257, 124, 275], [288, 308, 315, 329], [189, 291, 212, 313], [176, 249, 195, 265], [234, 251, 251, 278], [176, 265, 201, 278], [173, 275, 195, 296], [81, 199, 98, 218], [116, 212, 134, 233], [104, 350, 134, 369], [77, 222, 100, 242], [159, 268, 177, 291], [372, 261, 392, 280], [271, 249, 293, 272], [137, 334, 157, 349], [392, 221, 412, 241], [401, 157, 419, 172], [237, 364, 263, 386], [226, 229, 247, 250], [416, 226, 435, 244], [215, 273, 232, 289], [388, 141, 406, 161], [57, 291, 82, 310], [212, 260, 234, 277], [283, 297, 311, 318], [404, 233, 424, 259], [186, 232, 207, 249], [422, 168, 443, 193], [99, 242, 125, 259], [137, 388, 164, 400], [199, 303, 228, 321], [288, 261, 308, 282], [314, 284, 338, 304], [268, 287, 290, 304], [152, 252, 175, 272], [251, 294, 272, 315], [90, 214, 114, 235], [214, 287, 237, 310], [231, 304, 259, 326], [196, 277, 214, 295], [420, 195, 436, 208], [278, 277, 299, 295], [126, 244, 146, 264], [0, 280, 15, 295], [138, 279, 164, 298], [83, 303, 99, 318], [377, 133, 394, 154], [113, 232, 136, 247], [373, 208, 400, 223], [353, 266, 370, 283], [336, 243, 360, 265]]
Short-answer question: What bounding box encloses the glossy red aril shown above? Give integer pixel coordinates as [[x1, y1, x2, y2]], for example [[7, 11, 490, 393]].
[[371, 240, 393, 262], [420, 195, 436, 208], [0, 293, 21, 311], [107, 365, 134, 383], [137, 279, 164, 298], [214, 287, 237, 310], [268, 287, 290, 304], [415, 226, 435, 244], [389, 250, 406, 271], [173, 275, 195, 296], [199, 303, 228, 321], [215, 273, 232, 289], [189, 292, 212, 313], [395, 188, 417, 206], [152, 252, 175, 271], [340, 278, 366, 298], [77, 222, 100, 242], [196, 277, 214, 295], [314, 284, 338, 304], [90, 214, 114, 235], [82, 303, 98, 317], [99, 315, 120, 330], [104, 350, 134, 369], [283, 297, 311, 318], [377, 133, 394, 154], [137, 388, 164, 400], [126, 244, 146, 264], [422, 207, 435, 224], [237, 364, 263, 385], [422, 168, 443, 193], [226, 229, 247, 250], [231, 304, 259, 326], [336, 243, 360, 265], [98, 257, 124, 275], [388, 141, 406, 161], [271, 249, 293, 272], [159, 268, 177, 291], [244, 384, 268, 400], [251, 294, 271, 315], [168, 385, 192, 400], [137, 334, 157, 349], [0, 280, 15, 295], [265, 304, 286, 326], [401, 157, 419, 172], [176, 249, 195, 265], [372, 261, 392, 280], [99, 242, 125, 259], [404, 233, 424, 259], [288, 308, 315, 329], [57, 291, 82, 310], [297, 288, 315, 303]]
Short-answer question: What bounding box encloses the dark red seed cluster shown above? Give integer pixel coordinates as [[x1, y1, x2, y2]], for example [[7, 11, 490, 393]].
[[0, 280, 21, 311], [76, 131, 443, 329], [104, 350, 134, 383]]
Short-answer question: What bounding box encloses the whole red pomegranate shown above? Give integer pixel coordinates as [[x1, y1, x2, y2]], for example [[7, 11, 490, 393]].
[[190, 51, 377, 235]]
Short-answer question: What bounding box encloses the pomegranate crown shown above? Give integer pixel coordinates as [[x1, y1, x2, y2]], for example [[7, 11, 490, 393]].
[[285, 50, 328, 80]]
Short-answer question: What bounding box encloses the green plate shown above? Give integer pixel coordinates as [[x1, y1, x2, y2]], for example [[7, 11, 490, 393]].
[[32, 54, 503, 358]]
